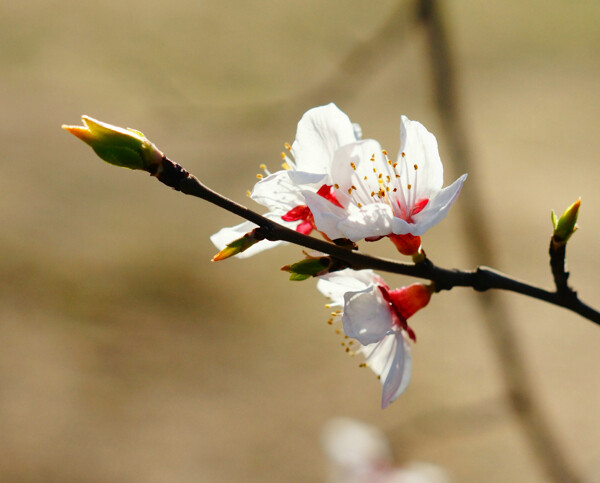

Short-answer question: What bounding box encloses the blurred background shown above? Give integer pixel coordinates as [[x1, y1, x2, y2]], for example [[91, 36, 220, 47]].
[[1, 1, 599, 481]]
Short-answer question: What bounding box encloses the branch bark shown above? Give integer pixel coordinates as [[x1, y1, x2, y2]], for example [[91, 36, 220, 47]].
[[149, 155, 600, 326]]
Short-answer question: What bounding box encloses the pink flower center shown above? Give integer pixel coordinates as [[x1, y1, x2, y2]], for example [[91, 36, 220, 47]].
[[282, 184, 342, 235], [398, 197, 429, 223]]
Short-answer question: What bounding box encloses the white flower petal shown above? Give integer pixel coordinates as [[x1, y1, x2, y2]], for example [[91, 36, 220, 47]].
[[317, 269, 377, 306], [410, 173, 467, 235], [360, 332, 412, 408], [329, 139, 386, 207], [352, 123, 363, 141], [336, 203, 395, 242], [302, 190, 348, 240], [251, 170, 307, 212], [399, 115, 443, 195], [291, 103, 357, 173], [287, 170, 328, 187], [210, 220, 284, 259], [342, 285, 393, 345], [389, 217, 416, 235]]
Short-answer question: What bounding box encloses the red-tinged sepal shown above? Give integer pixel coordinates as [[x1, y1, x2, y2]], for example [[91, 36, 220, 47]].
[[388, 233, 422, 256], [386, 284, 432, 320]]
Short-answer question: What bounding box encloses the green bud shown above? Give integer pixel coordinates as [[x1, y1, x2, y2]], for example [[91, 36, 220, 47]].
[[552, 198, 581, 244], [281, 257, 331, 281], [211, 230, 263, 261], [62, 116, 164, 170]]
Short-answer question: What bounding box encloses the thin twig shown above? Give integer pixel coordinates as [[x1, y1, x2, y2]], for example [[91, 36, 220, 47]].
[[417, 1, 583, 481], [549, 238, 576, 297], [148, 155, 600, 327]]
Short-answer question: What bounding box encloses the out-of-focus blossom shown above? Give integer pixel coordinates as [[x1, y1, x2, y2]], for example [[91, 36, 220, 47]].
[[317, 270, 431, 408], [322, 418, 449, 483]]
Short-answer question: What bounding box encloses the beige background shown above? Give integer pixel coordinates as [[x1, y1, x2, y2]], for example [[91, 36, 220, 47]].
[[1, 1, 599, 481]]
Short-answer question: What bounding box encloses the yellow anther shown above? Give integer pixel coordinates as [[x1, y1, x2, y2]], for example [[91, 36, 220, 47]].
[[256, 174, 263, 179], [281, 162, 290, 170], [327, 319, 334, 325], [395, 174, 401, 178], [280, 152, 286, 159], [341, 342, 346, 346], [347, 188, 352, 195], [378, 173, 383, 179], [246, 190, 251, 197], [370, 191, 375, 197], [364, 175, 368, 180], [345, 347, 350, 352], [386, 186, 390, 192], [407, 184, 412, 190], [388, 160, 392, 165], [349, 351, 355, 357], [334, 183, 340, 189], [335, 329, 342, 334], [382, 150, 388, 155], [284, 142, 292, 150], [373, 168, 377, 173], [259, 163, 267, 170], [350, 162, 356, 170], [393, 162, 398, 168], [377, 375, 381, 380], [414, 163, 418, 170], [393, 187, 398, 192], [357, 202, 362, 208], [401, 152, 406, 157], [351, 185, 357, 190], [386, 175, 391, 183]]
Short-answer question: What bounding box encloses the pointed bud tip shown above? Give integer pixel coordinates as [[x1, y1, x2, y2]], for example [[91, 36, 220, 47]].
[[553, 197, 581, 244], [211, 246, 238, 262], [62, 115, 165, 170]]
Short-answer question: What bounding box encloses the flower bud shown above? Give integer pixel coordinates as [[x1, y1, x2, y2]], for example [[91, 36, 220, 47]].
[[211, 229, 264, 261], [552, 198, 581, 245], [281, 257, 332, 281], [62, 116, 164, 171]]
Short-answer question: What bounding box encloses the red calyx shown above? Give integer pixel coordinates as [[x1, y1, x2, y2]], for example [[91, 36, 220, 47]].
[[378, 283, 431, 342]]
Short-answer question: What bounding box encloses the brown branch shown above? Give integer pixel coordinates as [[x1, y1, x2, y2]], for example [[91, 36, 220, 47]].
[[149, 155, 600, 327], [549, 237, 576, 297]]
